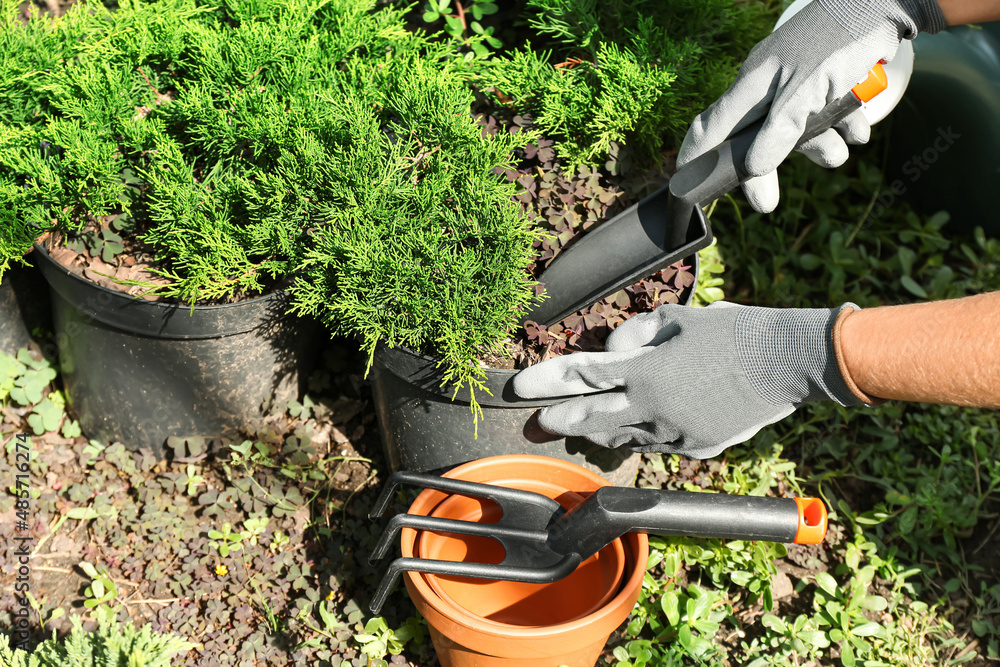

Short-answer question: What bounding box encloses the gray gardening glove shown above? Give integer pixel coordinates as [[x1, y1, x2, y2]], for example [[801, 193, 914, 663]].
[[678, 0, 945, 213], [513, 302, 865, 459]]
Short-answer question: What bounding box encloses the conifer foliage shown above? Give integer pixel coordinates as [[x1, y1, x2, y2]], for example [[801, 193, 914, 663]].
[[0, 0, 537, 401], [482, 0, 772, 165], [0, 612, 195, 666]]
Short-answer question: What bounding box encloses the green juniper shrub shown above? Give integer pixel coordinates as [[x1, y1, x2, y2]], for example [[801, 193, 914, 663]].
[[288, 61, 538, 413], [478, 0, 776, 166], [0, 612, 195, 667], [0, 0, 539, 407]]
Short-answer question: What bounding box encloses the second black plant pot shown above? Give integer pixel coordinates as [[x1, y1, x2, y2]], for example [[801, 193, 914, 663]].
[[371, 256, 700, 487], [35, 245, 321, 458], [371, 345, 640, 486]]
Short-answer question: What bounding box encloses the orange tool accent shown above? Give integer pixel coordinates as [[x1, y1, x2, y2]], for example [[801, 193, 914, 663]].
[[851, 62, 888, 103], [793, 497, 828, 544]]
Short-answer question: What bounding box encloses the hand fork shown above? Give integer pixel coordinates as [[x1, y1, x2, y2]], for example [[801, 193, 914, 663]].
[[367, 471, 827, 613]]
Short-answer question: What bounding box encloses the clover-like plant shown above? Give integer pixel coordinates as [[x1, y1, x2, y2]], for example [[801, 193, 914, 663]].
[[241, 517, 269, 546], [7, 349, 56, 406], [208, 522, 244, 558], [179, 464, 204, 497], [26, 393, 63, 435]]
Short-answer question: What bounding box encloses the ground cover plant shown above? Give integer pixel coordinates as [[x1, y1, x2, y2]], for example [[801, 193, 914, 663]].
[[692, 147, 1000, 666], [601, 144, 1000, 667]]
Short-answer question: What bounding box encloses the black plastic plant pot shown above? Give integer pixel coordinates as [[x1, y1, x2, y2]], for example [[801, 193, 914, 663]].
[[371, 255, 699, 487], [0, 256, 53, 356], [34, 245, 321, 458]]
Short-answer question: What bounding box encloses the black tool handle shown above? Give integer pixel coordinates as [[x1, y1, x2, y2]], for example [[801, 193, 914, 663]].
[[547, 487, 826, 561], [523, 79, 870, 329], [669, 92, 862, 209]]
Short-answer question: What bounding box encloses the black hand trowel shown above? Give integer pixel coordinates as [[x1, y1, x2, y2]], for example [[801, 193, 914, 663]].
[[523, 63, 888, 328]]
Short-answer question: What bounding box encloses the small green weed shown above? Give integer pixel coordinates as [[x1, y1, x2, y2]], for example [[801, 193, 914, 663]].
[[742, 527, 948, 666], [421, 0, 501, 58], [969, 583, 1000, 660], [207, 522, 244, 557], [23, 592, 65, 633], [617, 577, 729, 666], [78, 561, 118, 611], [5, 350, 55, 406], [353, 616, 425, 664], [0, 349, 75, 436], [693, 239, 726, 307]]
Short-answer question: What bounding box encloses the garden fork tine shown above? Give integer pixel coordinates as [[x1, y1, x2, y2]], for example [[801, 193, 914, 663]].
[[369, 472, 569, 565], [369, 471, 563, 524], [368, 471, 581, 614], [369, 512, 545, 563], [368, 551, 582, 615]]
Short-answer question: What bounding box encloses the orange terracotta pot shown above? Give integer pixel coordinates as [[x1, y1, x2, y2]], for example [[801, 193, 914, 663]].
[[400, 455, 650, 667]]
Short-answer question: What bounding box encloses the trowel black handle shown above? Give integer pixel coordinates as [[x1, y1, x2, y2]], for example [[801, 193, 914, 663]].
[[548, 487, 827, 562], [669, 62, 888, 209]]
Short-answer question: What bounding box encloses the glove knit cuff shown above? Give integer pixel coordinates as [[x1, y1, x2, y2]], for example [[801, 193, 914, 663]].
[[899, 0, 947, 34], [736, 303, 863, 407], [818, 0, 946, 41]]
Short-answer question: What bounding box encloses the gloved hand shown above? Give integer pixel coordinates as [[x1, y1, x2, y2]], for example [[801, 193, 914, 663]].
[[678, 0, 945, 213], [513, 302, 870, 459]]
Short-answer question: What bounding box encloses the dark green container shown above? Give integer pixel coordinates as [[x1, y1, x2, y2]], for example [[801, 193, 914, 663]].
[[887, 24, 1000, 236]]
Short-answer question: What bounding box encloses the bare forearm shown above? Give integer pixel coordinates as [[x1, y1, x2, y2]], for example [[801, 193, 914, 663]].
[[838, 292, 1000, 408], [936, 0, 1000, 24]]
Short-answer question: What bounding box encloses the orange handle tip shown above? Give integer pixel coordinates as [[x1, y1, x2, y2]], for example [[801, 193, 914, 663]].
[[793, 497, 828, 545], [851, 62, 888, 104]]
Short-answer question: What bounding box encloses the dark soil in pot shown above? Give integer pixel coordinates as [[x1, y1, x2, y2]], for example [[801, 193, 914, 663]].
[[39, 216, 289, 306], [485, 114, 705, 365]]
